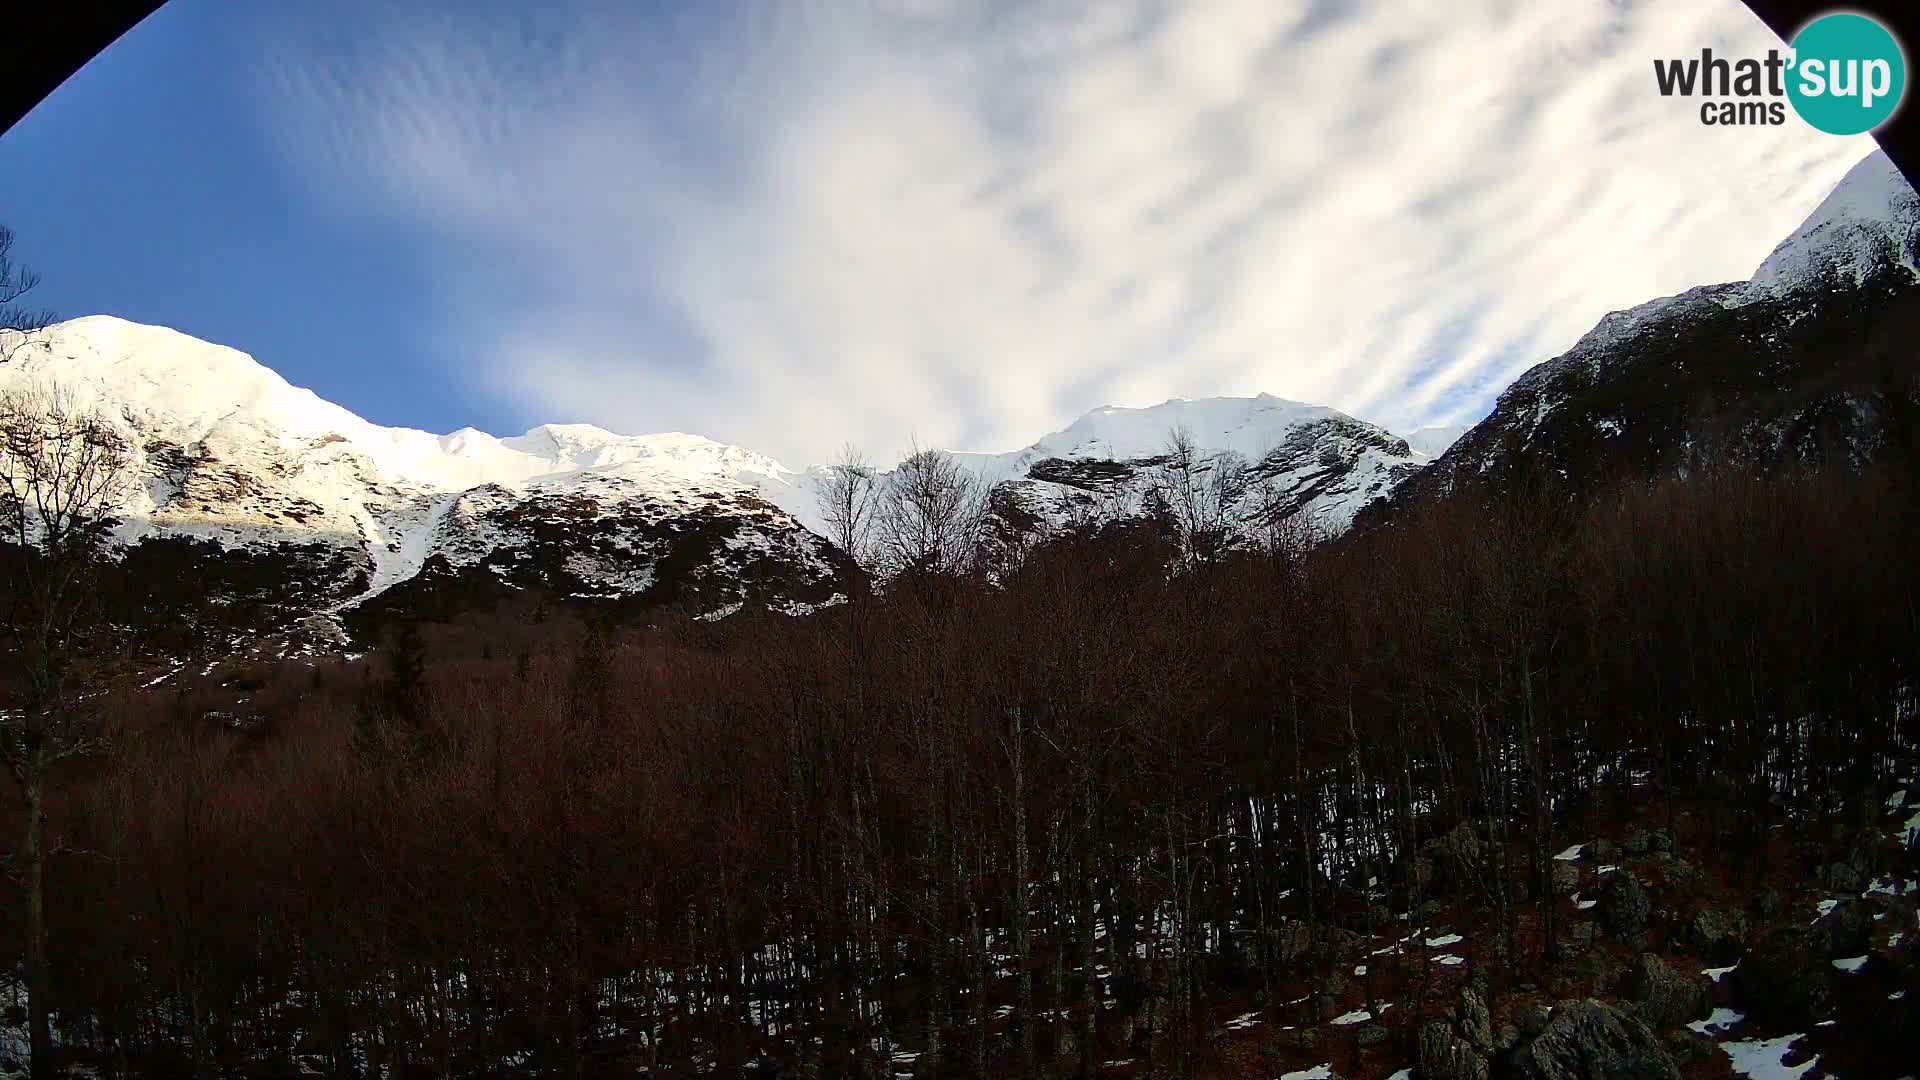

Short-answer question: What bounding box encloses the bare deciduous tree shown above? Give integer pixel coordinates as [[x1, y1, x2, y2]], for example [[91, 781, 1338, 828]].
[[1153, 425, 1251, 569], [876, 443, 985, 580], [815, 443, 880, 574], [0, 382, 132, 1079], [0, 227, 56, 365]]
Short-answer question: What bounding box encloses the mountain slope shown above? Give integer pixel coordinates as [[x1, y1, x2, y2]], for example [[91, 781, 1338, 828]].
[[2, 317, 1434, 640], [0, 318, 845, 629], [949, 395, 1430, 541], [1373, 149, 1920, 517]]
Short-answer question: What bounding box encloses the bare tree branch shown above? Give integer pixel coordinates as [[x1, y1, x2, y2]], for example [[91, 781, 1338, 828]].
[[0, 226, 56, 365]]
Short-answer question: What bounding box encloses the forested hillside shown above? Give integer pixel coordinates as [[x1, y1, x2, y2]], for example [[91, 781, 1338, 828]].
[[4, 439, 1917, 1079]]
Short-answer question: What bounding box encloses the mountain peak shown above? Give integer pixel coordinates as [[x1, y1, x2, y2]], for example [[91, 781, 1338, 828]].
[[1751, 149, 1920, 290], [1033, 394, 1343, 462], [9, 316, 372, 446], [515, 421, 622, 445]]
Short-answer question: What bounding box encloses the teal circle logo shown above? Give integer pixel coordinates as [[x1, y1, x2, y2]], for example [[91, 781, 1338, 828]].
[[1787, 13, 1906, 135]]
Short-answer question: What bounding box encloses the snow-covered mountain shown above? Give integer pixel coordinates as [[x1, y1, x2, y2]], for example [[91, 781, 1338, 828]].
[[0, 317, 843, 620], [1404, 425, 1471, 458], [5, 148, 1909, 633], [0, 317, 1432, 628], [1375, 148, 1920, 517], [948, 395, 1430, 540]]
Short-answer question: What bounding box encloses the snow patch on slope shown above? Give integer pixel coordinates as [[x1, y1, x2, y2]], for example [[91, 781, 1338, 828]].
[[0, 318, 832, 610], [1753, 148, 1920, 291]]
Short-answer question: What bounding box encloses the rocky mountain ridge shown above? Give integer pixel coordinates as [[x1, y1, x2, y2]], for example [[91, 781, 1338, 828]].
[[0, 318, 1437, 634], [1375, 149, 1920, 517]]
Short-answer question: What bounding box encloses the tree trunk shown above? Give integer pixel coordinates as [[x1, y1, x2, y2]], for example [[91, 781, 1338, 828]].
[[24, 763, 54, 1080], [1009, 709, 1035, 1080]]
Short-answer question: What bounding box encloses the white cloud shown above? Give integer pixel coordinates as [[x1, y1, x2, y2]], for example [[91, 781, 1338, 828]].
[[249, 0, 1878, 467]]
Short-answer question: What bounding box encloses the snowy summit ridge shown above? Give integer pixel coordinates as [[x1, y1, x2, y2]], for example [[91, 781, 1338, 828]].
[[0, 317, 1428, 615], [1377, 148, 1920, 514], [0, 317, 835, 615]]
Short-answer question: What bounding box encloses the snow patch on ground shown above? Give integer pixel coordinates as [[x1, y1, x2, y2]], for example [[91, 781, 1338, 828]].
[[1331, 1003, 1393, 1026], [1721, 1033, 1817, 1080], [1689, 1008, 1746, 1034], [1221, 1011, 1264, 1032]]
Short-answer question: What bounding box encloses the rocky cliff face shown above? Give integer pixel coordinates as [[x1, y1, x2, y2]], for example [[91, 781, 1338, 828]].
[[1372, 150, 1920, 520]]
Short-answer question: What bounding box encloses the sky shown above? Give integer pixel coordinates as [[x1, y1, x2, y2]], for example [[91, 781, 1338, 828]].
[[0, 0, 1883, 468]]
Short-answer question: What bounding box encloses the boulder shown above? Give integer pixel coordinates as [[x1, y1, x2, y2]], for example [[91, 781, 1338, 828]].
[[1688, 907, 1747, 965], [1808, 900, 1874, 959], [1628, 953, 1705, 1031], [1514, 1003, 1551, 1038], [1823, 862, 1863, 893], [1730, 928, 1831, 1028], [1428, 824, 1484, 895], [1662, 859, 1701, 888], [1509, 999, 1682, 1080], [1420, 1021, 1490, 1080], [1663, 1030, 1717, 1063], [1598, 874, 1651, 943], [1552, 862, 1581, 895], [1458, 985, 1494, 1051]]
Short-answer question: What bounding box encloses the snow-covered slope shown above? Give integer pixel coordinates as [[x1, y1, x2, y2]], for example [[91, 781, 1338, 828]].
[[948, 395, 1428, 538], [1404, 425, 1471, 458], [1377, 148, 1920, 516], [1750, 148, 1920, 291], [0, 317, 840, 617], [1, 315, 1440, 624]]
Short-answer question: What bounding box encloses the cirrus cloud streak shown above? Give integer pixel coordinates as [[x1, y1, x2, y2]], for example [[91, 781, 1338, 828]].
[[249, 0, 1877, 466]]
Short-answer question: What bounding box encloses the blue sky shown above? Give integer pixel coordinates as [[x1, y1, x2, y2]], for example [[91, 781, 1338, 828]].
[[0, 0, 1880, 466]]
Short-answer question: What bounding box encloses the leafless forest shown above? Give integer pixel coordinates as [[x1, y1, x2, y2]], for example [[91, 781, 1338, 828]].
[[5, 426, 1919, 1077]]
